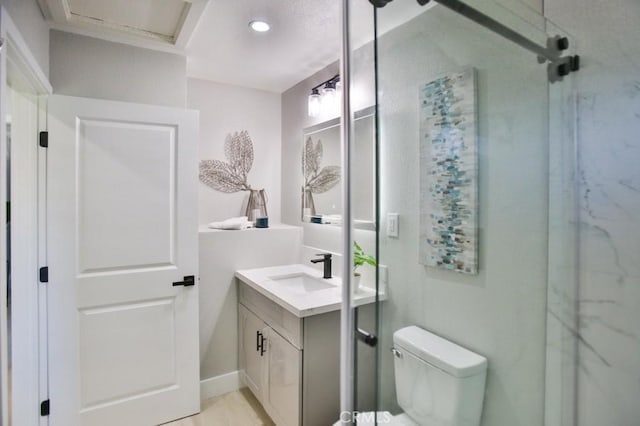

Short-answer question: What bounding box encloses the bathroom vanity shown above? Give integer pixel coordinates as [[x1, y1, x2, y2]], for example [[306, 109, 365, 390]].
[[235, 265, 377, 426]]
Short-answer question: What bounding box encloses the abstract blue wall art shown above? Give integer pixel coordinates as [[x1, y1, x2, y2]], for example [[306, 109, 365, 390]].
[[419, 67, 478, 274]]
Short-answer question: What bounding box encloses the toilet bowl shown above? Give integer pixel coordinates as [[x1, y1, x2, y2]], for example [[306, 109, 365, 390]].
[[333, 411, 416, 425]]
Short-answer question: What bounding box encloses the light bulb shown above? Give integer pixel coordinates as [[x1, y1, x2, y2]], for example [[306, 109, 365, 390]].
[[321, 81, 338, 117], [308, 89, 321, 117], [249, 20, 270, 32]]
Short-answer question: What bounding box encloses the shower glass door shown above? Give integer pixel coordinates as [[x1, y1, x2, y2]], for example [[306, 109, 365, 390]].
[[346, 1, 578, 425]]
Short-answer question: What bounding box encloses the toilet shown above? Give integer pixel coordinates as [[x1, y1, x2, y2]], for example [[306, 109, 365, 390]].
[[336, 326, 488, 425]]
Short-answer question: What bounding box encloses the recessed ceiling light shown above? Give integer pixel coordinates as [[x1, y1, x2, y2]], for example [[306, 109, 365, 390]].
[[249, 20, 270, 32]]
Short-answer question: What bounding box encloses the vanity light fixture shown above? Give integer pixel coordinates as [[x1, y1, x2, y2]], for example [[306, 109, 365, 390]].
[[308, 74, 340, 117], [249, 20, 270, 32], [321, 79, 338, 114], [321, 79, 337, 96], [308, 88, 321, 117]]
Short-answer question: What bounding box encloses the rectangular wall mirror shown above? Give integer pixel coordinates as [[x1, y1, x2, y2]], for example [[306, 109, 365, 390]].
[[302, 106, 375, 229]]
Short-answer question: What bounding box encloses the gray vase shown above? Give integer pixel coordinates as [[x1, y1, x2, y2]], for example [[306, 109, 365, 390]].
[[246, 189, 268, 222], [301, 189, 316, 220]]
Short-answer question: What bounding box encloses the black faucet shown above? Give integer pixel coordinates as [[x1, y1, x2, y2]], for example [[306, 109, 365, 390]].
[[310, 253, 332, 279]]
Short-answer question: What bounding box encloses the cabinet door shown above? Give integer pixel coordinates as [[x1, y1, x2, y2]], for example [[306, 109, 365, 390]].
[[239, 305, 265, 399], [264, 328, 301, 426]]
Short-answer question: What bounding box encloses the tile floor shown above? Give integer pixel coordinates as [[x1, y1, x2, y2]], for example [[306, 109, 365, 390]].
[[164, 389, 274, 426]]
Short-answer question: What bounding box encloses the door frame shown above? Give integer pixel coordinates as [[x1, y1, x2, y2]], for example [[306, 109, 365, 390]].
[[0, 7, 52, 426]]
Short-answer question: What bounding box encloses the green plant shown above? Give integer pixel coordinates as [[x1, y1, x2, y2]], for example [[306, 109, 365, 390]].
[[353, 241, 376, 276]]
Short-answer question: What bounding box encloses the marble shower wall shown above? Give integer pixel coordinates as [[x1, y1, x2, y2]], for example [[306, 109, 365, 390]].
[[546, 0, 640, 424]]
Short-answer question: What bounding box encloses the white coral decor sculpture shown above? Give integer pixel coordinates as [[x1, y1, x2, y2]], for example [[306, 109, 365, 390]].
[[199, 130, 256, 193]]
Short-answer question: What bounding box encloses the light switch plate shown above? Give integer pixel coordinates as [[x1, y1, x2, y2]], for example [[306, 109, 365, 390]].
[[387, 213, 399, 238]]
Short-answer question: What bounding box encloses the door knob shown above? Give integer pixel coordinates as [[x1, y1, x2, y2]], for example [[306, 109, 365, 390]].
[[173, 275, 195, 287]]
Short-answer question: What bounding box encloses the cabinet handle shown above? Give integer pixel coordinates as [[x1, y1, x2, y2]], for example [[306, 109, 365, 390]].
[[260, 335, 267, 356], [257, 331, 263, 352]]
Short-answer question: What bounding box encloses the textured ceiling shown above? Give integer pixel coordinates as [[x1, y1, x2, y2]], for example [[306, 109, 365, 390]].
[[44, 0, 542, 93], [186, 0, 425, 93]]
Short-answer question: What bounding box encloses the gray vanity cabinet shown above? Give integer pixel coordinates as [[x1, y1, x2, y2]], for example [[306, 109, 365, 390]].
[[238, 282, 341, 426], [263, 325, 302, 425]]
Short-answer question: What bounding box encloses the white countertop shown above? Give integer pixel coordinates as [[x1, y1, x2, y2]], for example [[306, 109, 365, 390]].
[[235, 264, 381, 318], [199, 223, 301, 233]]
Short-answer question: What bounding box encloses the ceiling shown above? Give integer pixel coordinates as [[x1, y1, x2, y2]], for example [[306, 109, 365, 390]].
[[187, 0, 426, 92], [39, 0, 427, 93]]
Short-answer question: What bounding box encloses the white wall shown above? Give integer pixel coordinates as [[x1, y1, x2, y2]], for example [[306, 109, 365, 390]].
[[198, 225, 301, 381], [0, 0, 49, 78], [546, 1, 640, 425], [188, 78, 282, 225], [49, 30, 186, 107]]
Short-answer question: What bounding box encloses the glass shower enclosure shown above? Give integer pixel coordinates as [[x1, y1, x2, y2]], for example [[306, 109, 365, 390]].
[[340, 0, 578, 424]]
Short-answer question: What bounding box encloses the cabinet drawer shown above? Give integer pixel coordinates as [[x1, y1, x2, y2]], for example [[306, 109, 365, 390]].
[[238, 282, 303, 349]]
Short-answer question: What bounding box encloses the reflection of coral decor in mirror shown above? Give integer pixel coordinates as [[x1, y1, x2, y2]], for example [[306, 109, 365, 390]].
[[302, 136, 341, 219], [199, 130, 268, 221], [301, 107, 376, 227]]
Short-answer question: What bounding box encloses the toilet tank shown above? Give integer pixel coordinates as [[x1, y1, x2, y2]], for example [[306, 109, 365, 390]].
[[392, 326, 488, 426]]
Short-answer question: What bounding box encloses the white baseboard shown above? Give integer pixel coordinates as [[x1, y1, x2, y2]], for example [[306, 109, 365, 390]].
[[200, 371, 242, 400]]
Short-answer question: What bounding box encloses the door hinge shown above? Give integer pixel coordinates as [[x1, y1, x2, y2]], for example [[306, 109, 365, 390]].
[[40, 399, 50, 416], [39, 266, 49, 283], [39, 131, 48, 148]]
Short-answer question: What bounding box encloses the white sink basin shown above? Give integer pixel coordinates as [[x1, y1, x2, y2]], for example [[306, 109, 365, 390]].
[[235, 264, 379, 317], [268, 273, 337, 294]]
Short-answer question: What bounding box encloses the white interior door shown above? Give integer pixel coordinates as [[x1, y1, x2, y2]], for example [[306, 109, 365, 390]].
[[47, 95, 199, 426]]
